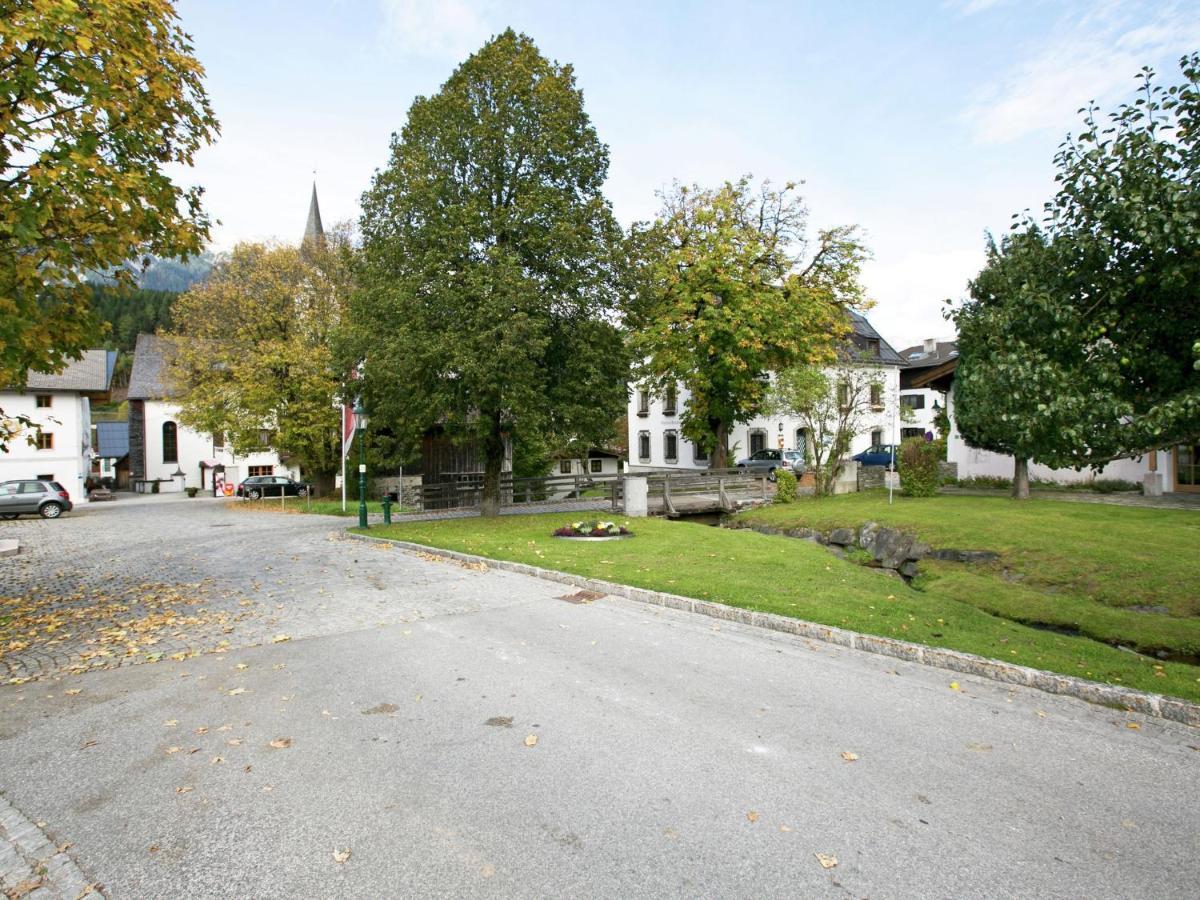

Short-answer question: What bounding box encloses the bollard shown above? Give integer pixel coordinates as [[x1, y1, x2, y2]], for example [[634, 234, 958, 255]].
[[381, 496, 393, 526]]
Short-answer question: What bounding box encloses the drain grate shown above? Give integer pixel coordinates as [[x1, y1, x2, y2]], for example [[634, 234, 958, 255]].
[[556, 590, 603, 604]]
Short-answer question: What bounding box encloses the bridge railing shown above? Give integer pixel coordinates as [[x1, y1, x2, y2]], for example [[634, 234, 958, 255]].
[[642, 468, 769, 516]]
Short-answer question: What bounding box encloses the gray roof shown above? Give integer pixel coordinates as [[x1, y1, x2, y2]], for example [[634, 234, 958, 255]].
[[898, 339, 959, 369], [303, 182, 325, 246], [847, 311, 905, 365], [95, 421, 129, 459], [127, 333, 179, 400], [23, 350, 113, 392]]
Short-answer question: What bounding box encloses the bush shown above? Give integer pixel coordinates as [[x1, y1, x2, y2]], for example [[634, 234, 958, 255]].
[[898, 438, 940, 497], [957, 475, 1012, 490], [774, 468, 798, 503]]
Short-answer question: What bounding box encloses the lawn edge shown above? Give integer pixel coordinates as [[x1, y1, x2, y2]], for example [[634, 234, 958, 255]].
[[345, 531, 1200, 728]]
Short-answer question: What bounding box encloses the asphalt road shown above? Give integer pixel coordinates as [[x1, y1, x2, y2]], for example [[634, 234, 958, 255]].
[[1, 499, 1198, 898]]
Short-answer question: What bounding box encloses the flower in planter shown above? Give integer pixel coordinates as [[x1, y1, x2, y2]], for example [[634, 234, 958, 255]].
[[553, 521, 632, 538]]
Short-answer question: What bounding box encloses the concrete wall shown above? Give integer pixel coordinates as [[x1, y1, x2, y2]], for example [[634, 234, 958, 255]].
[[945, 384, 1177, 488], [0, 389, 92, 503]]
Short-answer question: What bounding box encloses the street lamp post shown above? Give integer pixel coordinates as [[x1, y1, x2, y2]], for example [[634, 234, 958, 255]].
[[354, 399, 369, 529]]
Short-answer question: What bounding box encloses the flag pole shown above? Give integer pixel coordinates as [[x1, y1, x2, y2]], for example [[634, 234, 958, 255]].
[[341, 403, 347, 513]]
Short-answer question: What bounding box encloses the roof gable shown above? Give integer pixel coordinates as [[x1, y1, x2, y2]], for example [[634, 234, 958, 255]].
[[22, 350, 113, 392], [127, 333, 180, 400]]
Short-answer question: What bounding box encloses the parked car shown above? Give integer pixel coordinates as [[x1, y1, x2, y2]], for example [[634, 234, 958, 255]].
[[735, 449, 806, 480], [236, 475, 312, 499], [852, 444, 900, 468], [0, 479, 73, 519]]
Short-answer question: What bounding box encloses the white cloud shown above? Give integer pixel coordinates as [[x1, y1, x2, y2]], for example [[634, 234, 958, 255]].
[[378, 0, 496, 59], [964, 2, 1200, 144]]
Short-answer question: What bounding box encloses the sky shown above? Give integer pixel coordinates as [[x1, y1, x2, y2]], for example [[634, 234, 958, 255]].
[[173, 0, 1200, 350]]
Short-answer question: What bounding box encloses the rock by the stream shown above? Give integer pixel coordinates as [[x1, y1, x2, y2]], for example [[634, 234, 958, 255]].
[[828, 527, 856, 546]]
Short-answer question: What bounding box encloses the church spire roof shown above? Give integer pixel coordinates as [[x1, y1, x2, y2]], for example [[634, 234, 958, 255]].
[[303, 181, 325, 247]]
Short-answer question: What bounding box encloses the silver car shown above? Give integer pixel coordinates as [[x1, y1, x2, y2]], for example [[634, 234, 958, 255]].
[[735, 449, 806, 480], [0, 479, 74, 519]]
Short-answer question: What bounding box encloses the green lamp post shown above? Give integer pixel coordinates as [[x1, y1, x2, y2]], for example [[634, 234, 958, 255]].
[[353, 398, 369, 529]]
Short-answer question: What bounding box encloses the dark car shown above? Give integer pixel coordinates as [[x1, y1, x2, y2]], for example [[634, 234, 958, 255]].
[[852, 444, 900, 468], [735, 449, 806, 480], [236, 475, 312, 499], [0, 479, 74, 519]]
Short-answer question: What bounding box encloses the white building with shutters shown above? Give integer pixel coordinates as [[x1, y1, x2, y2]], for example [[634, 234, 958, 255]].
[[626, 312, 904, 471]]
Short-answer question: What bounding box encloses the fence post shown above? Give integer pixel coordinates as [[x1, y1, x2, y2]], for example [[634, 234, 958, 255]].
[[719, 477, 730, 511], [761, 475, 768, 500], [663, 474, 677, 516]]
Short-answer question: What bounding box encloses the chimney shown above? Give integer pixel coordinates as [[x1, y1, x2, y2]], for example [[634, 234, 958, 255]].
[[923, 338, 936, 354]]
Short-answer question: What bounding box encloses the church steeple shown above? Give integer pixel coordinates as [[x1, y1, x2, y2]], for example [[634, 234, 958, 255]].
[[303, 181, 325, 248]]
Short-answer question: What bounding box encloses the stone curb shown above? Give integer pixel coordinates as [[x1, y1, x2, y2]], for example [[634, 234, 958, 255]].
[[345, 531, 1200, 728], [0, 791, 99, 898], [0, 539, 19, 558]]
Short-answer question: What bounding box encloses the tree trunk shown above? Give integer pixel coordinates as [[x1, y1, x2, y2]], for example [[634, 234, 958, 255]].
[[480, 412, 505, 517], [711, 419, 729, 470], [1013, 457, 1030, 500], [311, 472, 336, 498]]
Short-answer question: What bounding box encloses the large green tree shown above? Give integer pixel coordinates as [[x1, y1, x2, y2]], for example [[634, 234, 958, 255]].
[[954, 55, 1200, 496], [168, 237, 355, 492], [627, 178, 867, 468], [0, 0, 217, 420], [349, 29, 627, 516]]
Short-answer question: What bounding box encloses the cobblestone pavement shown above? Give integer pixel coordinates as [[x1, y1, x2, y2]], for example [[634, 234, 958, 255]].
[[0, 495, 568, 683], [0, 792, 98, 899]]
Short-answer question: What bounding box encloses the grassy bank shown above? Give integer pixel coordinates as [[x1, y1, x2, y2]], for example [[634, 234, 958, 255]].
[[359, 509, 1200, 704], [228, 498, 410, 517]]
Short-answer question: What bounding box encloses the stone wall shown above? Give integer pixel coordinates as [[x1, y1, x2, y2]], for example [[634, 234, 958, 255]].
[[938, 461, 958, 483], [373, 475, 423, 507], [857, 465, 887, 491]]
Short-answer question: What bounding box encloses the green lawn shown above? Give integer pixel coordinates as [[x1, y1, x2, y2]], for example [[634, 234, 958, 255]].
[[359, 505, 1200, 704], [229, 498, 410, 517]]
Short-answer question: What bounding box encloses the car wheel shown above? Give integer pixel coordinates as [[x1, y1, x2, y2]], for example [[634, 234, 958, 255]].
[[39, 502, 63, 519], [767, 468, 777, 483], [297, 486, 310, 498], [0, 513, 17, 520], [247, 489, 261, 500]]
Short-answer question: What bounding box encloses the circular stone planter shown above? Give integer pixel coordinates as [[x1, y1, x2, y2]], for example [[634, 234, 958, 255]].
[[553, 534, 634, 542]]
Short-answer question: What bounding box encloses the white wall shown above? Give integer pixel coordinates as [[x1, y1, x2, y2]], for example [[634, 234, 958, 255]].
[[0, 390, 92, 502], [627, 366, 903, 471], [899, 387, 944, 440], [945, 383, 1176, 487], [142, 400, 298, 491]]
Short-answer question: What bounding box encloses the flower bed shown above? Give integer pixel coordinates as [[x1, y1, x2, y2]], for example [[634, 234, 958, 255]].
[[553, 520, 632, 539]]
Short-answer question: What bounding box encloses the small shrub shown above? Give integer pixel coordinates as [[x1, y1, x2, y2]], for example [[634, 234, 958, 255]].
[[1088, 478, 1142, 494], [957, 475, 1012, 490], [774, 468, 798, 503], [898, 438, 939, 497]]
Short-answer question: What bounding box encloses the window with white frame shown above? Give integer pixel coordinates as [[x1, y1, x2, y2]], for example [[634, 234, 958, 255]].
[[749, 429, 767, 455], [870, 382, 884, 410], [663, 383, 677, 416], [559, 459, 572, 475], [589, 458, 603, 474]]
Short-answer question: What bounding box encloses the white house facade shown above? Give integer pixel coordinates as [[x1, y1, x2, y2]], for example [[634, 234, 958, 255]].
[[906, 352, 1194, 494], [0, 350, 115, 503], [127, 334, 297, 493], [627, 312, 905, 471], [897, 338, 956, 441]]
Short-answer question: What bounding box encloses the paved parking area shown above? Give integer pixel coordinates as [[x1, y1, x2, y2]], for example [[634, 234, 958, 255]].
[[0, 495, 559, 682], [1, 497, 1198, 898]]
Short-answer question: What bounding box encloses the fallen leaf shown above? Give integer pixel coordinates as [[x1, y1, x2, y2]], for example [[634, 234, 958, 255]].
[[176, 786, 193, 794], [1126, 722, 1141, 730], [148, 845, 161, 853], [840, 751, 859, 762], [164, 720, 178, 727], [194, 726, 208, 735], [1036, 710, 1047, 718], [333, 848, 352, 864], [64, 689, 81, 696], [271, 634, 291, 644], [227, 739, 243, 746], [966, 742, 993, 753], [228, 688, 248, 696], [235, 663, 249, 670], [217, 724, 233, 732], [779, 825, 792, 833], [269, 737, 292, 749], [949, 682, 960, 691], [79, 739, 98, 750], [815, 853, 838, 869], [523, 734, 538, 747], [746, 811, 759, 822], [210, 756, 224, 765], [165, 746, 183, 755]]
